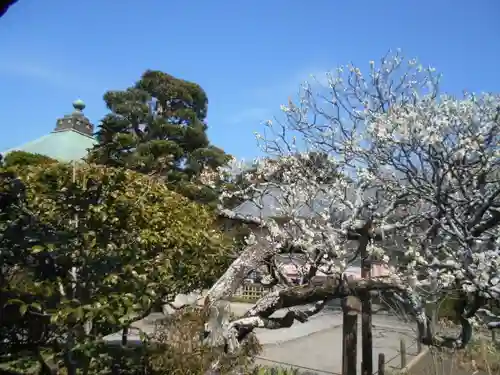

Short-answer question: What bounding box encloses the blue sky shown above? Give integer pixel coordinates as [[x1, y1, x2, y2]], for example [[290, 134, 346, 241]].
[[1, 0, 499, 160]]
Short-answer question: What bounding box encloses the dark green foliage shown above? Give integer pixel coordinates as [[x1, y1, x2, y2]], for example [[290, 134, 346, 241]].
[[0, 163, 232, 373], [295, 151, 341, 184], [242, 152, 341, 185], [436, 293, 500, 323], [1, 150, 57, 168], [88, 70, 232, 207], [0, 0, 18, 18]]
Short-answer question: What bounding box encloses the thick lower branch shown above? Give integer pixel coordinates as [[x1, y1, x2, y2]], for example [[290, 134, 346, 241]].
[[223, 275, 402, 346], [244, 275, 400, 318], [206, 239, 274, 304], [230, 300, 327, 344], [220, 276, 481, 352]]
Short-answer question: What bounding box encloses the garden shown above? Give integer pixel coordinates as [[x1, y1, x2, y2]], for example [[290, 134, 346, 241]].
[[1, 51, 500, 375]]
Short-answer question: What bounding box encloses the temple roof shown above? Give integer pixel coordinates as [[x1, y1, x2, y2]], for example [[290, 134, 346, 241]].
[[2, 129, 96, 162], [1, 99, 97, 162]]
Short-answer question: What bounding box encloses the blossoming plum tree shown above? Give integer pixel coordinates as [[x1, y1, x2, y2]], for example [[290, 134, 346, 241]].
[[204, 50, 500, 355]]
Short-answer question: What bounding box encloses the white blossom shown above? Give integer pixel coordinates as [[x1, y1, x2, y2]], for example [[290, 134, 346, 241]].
[[207, 51, 500, 353]]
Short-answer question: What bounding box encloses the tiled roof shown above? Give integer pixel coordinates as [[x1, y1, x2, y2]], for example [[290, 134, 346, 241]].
[[231, 183, 425, 255], [232, 183, 423, 221], [232, 185, 381, 220]]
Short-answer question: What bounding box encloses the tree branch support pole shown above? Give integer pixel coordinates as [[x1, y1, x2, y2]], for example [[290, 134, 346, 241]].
[[342, 297, 359, 375], [360, 224, 373, 375], [378, 353, 385, 375], [400, 339, 407, 369]]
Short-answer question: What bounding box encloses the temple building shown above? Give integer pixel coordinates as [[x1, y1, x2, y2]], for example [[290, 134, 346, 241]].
[[1, 99, 97, 162]]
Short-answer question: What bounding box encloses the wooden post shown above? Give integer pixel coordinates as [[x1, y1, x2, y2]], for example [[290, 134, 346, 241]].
[[121, 327, 128, 346], [400, 338, 407, 369], [378, 353, 385, 375], [361, 289, 373, 375], [359, 227, 373, 375], [417, 333, 422, 353], [342, 297, 359, 375]]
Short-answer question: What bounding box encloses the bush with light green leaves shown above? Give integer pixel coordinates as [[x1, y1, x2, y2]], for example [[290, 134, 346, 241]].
[[0, 162, 231, 373], [0, 150, 58, 168]]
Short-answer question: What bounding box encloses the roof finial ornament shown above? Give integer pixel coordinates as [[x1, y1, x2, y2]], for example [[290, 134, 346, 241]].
[[72, 99, 86, 113], [53, 99, 93, 136]]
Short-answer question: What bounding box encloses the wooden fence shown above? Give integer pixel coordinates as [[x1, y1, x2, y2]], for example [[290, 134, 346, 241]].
[[232, 281, 270, 301], [231, 277, 358, 302]]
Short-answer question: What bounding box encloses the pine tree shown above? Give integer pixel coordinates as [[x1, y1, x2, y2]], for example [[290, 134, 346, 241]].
[[88, 70, 231, 206]]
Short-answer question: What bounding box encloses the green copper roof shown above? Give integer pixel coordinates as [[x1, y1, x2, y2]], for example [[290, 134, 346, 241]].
[[2, 129, 97, 162]]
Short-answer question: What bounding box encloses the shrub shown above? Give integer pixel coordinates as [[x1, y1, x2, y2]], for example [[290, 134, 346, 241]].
[[1, 150, 57, 168], [148, 307, 261, 375], [84, 307, 261, 375], [0, 163, 232, 373]]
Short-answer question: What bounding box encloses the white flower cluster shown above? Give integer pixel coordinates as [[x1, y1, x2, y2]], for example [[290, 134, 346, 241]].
[[217, 51, 500, 329]]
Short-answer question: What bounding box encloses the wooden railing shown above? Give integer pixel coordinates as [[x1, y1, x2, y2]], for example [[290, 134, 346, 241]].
[[232, 281, 273, 301]]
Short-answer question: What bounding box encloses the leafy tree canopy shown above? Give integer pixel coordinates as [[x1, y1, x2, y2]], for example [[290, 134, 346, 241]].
[[1, 150, 58, 168], [244, 151, 342, 184], [0, 162, 231, 370], [88, 70, 232, 207]]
